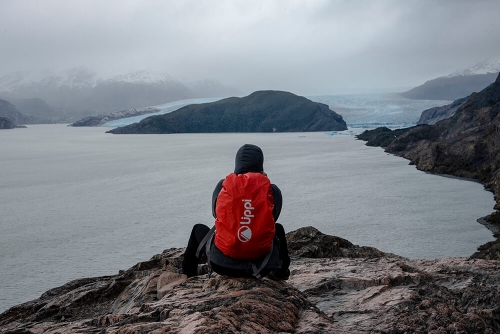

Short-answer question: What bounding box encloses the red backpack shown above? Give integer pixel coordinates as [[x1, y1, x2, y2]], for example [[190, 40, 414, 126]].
[[214, 172, 276, 260]]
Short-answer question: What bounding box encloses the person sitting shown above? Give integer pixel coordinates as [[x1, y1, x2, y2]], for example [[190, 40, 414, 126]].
[[181, 144, 290, 280]]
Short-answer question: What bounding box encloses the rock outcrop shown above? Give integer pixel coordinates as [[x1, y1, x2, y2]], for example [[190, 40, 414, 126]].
[[358, 73, 500, 260], [355, 126, 413, 148], [107, 91, 348, 134], [417, 96, 468, 125], [1, 227, 499, 333], [71, 107, 160, 127]]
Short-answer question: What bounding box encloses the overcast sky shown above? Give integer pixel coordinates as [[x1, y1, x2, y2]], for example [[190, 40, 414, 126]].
[[1, 0, 499, 95]]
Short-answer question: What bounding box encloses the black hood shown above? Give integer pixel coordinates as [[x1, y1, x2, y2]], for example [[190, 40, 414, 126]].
[[234, 144, 264, 174]]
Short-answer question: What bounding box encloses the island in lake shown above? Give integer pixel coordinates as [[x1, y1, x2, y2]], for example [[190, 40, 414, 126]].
[[107, 90, 347, 134]]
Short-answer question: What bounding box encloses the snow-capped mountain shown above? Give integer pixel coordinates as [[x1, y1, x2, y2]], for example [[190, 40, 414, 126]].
[[448, 58, 500, 77], [107, 70, 178, 84], [0, 67, 239, 120], [0, 68, 181, 92], [0, 66, 99, 92], [403, 57, 500, 101]]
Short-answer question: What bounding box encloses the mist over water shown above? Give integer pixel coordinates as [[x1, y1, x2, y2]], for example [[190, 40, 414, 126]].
[[0, 125, 495, 313]]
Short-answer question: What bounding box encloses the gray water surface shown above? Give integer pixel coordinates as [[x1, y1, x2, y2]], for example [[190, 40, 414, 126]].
[[0, 125, 495, 312]]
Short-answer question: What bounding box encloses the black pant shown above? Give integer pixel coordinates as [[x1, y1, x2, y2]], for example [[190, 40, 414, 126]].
[[182, 223, 290, 278]]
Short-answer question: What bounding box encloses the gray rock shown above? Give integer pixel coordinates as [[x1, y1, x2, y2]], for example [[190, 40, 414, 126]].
[[1, 227, 499, 333]]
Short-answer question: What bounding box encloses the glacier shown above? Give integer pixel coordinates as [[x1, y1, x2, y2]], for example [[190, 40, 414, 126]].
[[102, 97, 226, 127], [308, 93, 450, 128], [102, 93, 451, 129]]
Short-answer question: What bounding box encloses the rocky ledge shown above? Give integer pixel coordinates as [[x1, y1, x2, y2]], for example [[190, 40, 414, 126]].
[[1, 227, 499, 333]]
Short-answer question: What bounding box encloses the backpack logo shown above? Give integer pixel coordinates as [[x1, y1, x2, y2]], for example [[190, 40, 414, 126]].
[[238, 199, 254, 242], [215, 173, 275, 260], [238, 226, 252, 242]]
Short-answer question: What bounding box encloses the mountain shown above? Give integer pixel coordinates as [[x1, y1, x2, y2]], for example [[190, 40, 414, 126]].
[[8, 97, 62, 122], [448, 58, 500, 77], [0, 68, 240, 121], [358, 73, 500, 259], [402, 59, 500, 100], [106, 90, 348, 134], [0, 98, 48, 125]]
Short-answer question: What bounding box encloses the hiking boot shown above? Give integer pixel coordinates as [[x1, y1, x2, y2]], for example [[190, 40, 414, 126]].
[[267, 268, 290, 281]]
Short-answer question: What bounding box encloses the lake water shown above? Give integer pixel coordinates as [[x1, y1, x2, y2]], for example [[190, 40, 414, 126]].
[[0, 124, 495, 313]]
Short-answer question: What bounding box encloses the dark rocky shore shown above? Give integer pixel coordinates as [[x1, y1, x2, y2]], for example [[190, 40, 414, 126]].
[[357, 73, 500, 261], [1, 227, 499, 333]]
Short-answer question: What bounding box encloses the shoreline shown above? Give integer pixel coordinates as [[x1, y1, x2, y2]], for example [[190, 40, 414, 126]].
[[478, 216, 500, 237]]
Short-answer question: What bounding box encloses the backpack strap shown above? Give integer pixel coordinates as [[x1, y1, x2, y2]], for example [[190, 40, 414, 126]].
[[251, 243, 274, 278], [206, 233, 216, 278], [195, 225, 216, 258]]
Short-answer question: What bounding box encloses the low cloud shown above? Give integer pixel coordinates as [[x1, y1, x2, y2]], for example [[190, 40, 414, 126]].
[[1, 0, 499, 95]]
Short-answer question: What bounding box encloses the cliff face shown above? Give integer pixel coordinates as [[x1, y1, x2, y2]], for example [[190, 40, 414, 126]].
[[1, 227, 499, 333], [107, 90, 348, 134]]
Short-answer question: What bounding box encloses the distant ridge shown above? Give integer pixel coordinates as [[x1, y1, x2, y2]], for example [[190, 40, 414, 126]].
[[0, 67, 241, 121], [403, 59, 500, 101], [0, 98, 50, 125], [107, 90, 348, 134]]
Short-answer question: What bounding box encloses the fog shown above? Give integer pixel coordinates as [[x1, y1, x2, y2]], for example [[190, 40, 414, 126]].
[[1, 0, 500, 95]]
